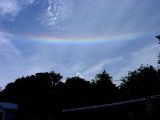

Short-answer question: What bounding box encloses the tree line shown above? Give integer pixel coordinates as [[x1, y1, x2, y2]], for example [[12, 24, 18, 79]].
[[0, 65, 160, 120]]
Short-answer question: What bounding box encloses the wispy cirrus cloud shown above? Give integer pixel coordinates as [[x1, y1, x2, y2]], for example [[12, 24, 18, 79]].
[[38, 0, 73, 28], [0, 0, 35, 18], [82, 57, 124, 80], [114, 43, 159, 82]]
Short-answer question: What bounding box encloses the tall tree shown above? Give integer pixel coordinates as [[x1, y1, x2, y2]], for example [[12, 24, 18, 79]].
[[91, 70, 118, 104]]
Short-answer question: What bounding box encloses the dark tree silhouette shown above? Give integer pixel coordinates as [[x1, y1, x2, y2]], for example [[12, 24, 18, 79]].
[[156, 35, 160, 64], [0, 62, 160, 120], [2, 71, 62, 99], [1, 71, 63, 120], [91, 70, 119, 104], [120, 65, 160, 99], [63, 76, 91, 108]]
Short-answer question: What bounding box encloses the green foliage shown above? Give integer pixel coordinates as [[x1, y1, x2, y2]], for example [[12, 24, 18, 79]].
[[91, 70, 119, 104], [3, 71, 62, 99], [1, 71, 63, 120], [65, 76, 90, 90], [156, 35, 160, 65], [63, 76, 91, 108], [120, 65, 160, 98], [92, 70, 114, 89], [0, 65, 160, 119]]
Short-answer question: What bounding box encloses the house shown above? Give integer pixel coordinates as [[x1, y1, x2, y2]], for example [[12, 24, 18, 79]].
[[0, 102, 18, 120]]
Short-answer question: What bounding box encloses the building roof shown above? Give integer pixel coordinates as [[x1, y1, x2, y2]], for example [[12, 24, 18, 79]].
[[0, 102, 18, 110]]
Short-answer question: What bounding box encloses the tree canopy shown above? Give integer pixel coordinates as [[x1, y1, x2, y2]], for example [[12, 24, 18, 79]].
[[120, 65, 160, 99], [0, 64, 160, 120]]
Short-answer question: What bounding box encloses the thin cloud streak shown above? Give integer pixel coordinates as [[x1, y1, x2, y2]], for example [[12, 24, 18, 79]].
[[83, 57, 124, 78], [114, 43, 159, 82]]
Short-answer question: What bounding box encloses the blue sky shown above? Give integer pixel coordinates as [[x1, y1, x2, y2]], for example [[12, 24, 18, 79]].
[[0, 0, 160, 87]]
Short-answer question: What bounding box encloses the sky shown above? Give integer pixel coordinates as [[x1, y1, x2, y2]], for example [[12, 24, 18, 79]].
[[0, 0, 160, 88]]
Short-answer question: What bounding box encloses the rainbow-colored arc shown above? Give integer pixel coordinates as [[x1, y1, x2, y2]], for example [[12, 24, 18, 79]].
[[15, 32, 149, 44]]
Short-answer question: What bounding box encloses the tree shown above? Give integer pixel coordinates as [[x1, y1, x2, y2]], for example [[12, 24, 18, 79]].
[[63, 76, 91, 108], [156, 35, 160, 65], [120, 65, 160, 99], [91, 70, 118, 104], [92, 70, 113, 87], [3, 71, 62, 98], [2, 71, 63, 120]]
